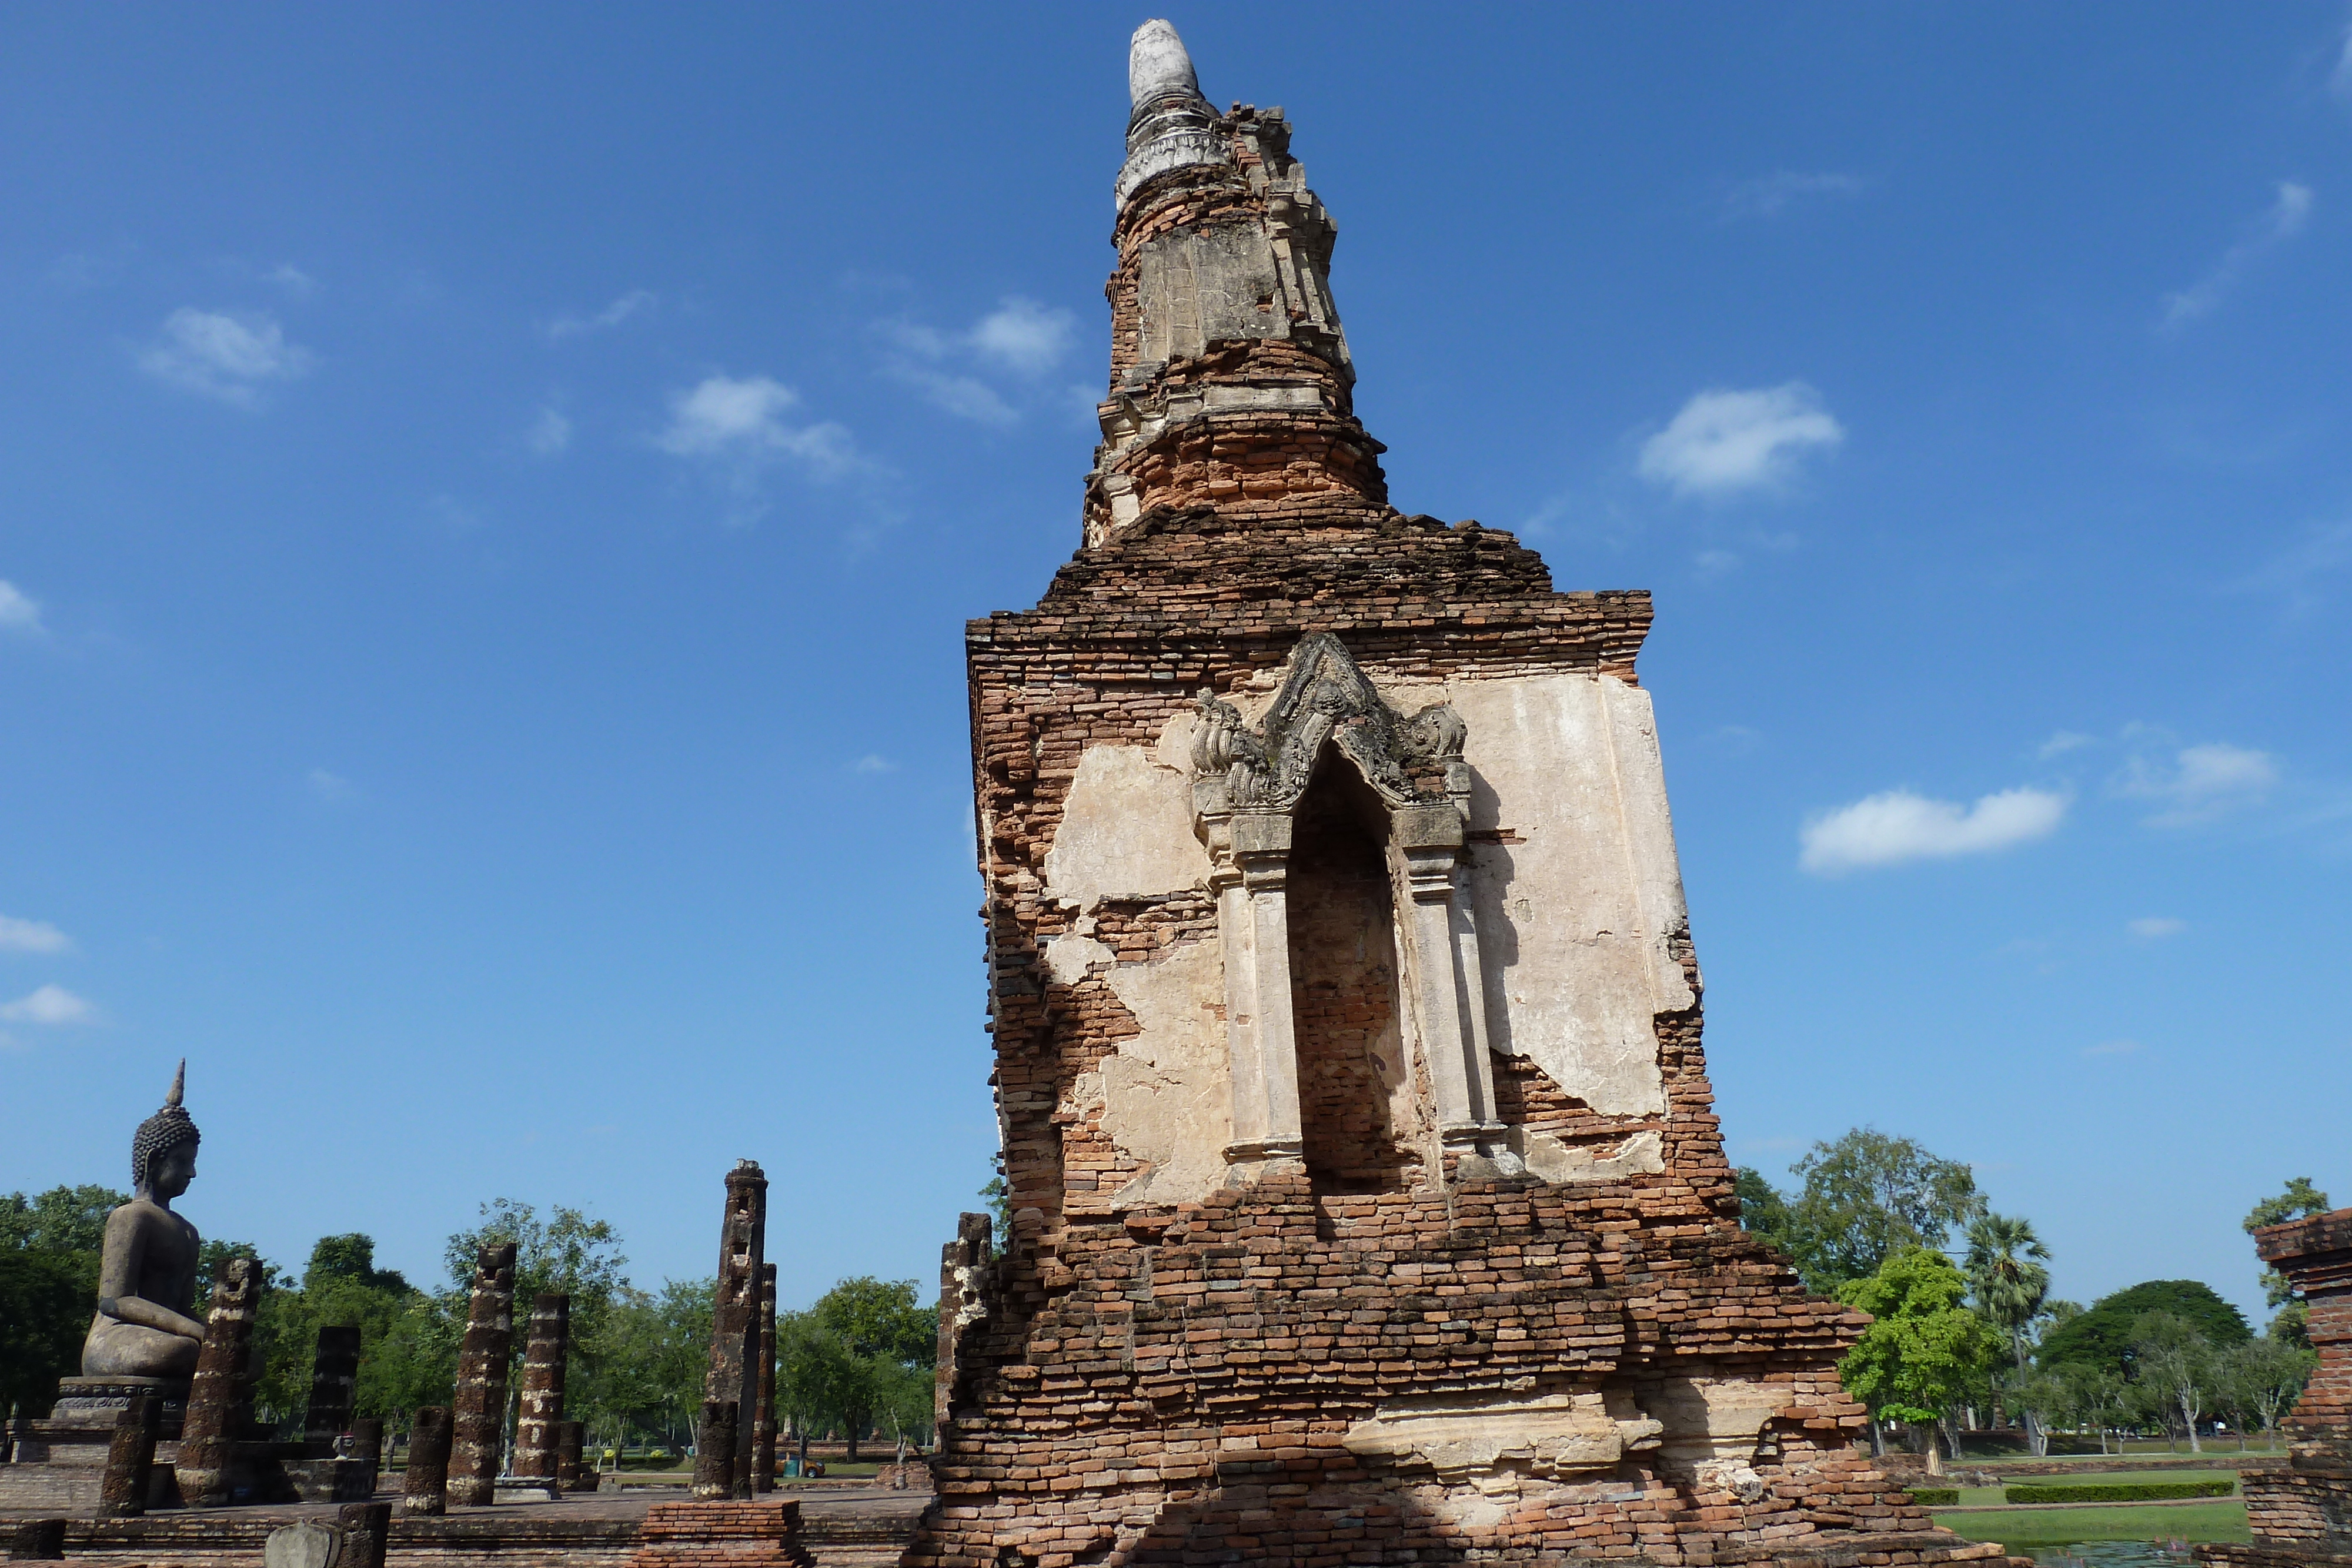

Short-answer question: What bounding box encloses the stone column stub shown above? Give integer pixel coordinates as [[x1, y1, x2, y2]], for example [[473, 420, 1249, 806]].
[[511, 1292, 569, 1479], [175, 1255, 262, 1509], [98, 1392, 161, 1518], [401, 1406, 452, 1516], [446, 1241, 517, 1506]]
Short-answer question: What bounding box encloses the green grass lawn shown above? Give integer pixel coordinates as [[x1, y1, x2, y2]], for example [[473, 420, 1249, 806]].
[[1932, 1500, 2250, 1550]]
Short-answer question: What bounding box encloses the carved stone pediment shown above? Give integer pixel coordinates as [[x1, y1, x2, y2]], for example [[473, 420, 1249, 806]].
[[1189, 633, 1466, 817]]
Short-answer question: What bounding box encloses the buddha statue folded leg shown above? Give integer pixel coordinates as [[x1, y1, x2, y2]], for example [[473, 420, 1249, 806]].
[[83, 1314, 202, 1379]]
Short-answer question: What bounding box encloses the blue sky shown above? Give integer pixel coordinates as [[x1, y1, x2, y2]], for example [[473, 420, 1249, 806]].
[[4, 5, 2349, 1323]]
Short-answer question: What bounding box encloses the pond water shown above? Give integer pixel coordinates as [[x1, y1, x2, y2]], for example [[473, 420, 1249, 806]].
[[2026, 1543, 2198, 1566]]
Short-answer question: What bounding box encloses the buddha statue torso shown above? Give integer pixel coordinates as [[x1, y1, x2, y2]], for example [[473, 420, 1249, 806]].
[[80, 1063, 208, 1380]]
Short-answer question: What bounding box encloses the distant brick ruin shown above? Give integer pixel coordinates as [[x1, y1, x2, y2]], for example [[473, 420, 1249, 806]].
[[2203, 1209, 2352, 1567], [917, 21, 2020, 1568]]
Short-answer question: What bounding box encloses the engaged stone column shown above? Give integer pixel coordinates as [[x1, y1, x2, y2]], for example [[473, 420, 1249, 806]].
[[752, 1263, 778, 1494], [402, 1406, 452, 1516], [98, 1392, 161, 1518], [176, 1255, 262, 1508], [446, 1242, 517, 1506], [303, 1324, 363, 1446], [701, 1161, 766, 1500], [690, 1399, 737, 1501], [510, 1293, 569, 1480]]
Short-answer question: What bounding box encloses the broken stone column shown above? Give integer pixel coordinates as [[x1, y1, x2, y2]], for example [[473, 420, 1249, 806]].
[[753, 1263, 778, 1493], [446, 1241, 517, 1506], [336, 1502, 392, 1568], [402, 1405, 452, 1516], [97, 1392, 160, 1518], [8, 1520, 67, 1561], [553, 1419, 583, 1492], [348, 1416, 383, 1469], [702, 1161, 766, 1500], [302, 1325, 362, 1446], [175, 1255, 261, 1508], [690, 1400, 737, 1501], [510, 1292, 569, 1480]]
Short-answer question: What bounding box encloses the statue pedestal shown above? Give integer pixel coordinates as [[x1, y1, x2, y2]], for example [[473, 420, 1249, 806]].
[[44, 1376, 191, 1439]]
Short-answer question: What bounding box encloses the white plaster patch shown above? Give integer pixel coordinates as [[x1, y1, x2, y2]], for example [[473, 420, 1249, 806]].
[[1069, 938, 1232, 1209], [1043, 932, 1114, 987], [1043, 743, 1212, 909], [1509, 1128, 1665, 1185], [1639, 1376, 1786, 1480], [1445, 672, 1693, 1117], [1343, 1391, 1663, 1489]]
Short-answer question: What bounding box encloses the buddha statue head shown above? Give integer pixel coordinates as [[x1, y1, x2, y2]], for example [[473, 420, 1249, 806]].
[[130, 1059, 201, 1206]]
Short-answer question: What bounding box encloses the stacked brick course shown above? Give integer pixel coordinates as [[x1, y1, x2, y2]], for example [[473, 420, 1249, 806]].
[[918, 22, 2021, 1568], [626, 1502, 813, 1568], [2201, 1209, 2352, 1567]]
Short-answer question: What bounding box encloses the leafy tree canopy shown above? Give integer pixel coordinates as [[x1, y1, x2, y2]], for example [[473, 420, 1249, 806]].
[[0, 1184, 127, 1258], [1739, 1130, 1983, 1294], [2036, 1279, 2251, 1378], [0, 1249, 89, 1416], [2246, 1178, 2332, 1311], [1835, 1246, 2000, 1427]]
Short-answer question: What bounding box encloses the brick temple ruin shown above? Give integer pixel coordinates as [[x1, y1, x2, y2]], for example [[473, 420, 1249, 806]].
[[2202, 1208, 2352, 1567], [918, 22, 2018, 1568]]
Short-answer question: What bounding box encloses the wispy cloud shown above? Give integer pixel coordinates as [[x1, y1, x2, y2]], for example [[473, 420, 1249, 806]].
[[1800, 785, 2067, 874], [527, 407, 572, 456], [2128, 917, 2187, 940], [657, 375, 856, 475], [2114, 741, 2278, 825], [880, 297, 1077, 426], [0, 580, 44, 637], [851, 754, 897, 774], [0, 984, 96, 1025], [307, 767, 355, 802], [263, 263, 319, 295], [1719, 170, 1866, 222], [548, 289, 657, 340], [2332, 14, 2352, 104], [0, 915, 71, 955], [139, 308, 316, 405], [2083, 1038, 2141, 1057], [2038, 731, 2094, 760], [1639, 382, 1844, 499], [2240, 520, 2352, 617], [2161, 180, 2313, 326]]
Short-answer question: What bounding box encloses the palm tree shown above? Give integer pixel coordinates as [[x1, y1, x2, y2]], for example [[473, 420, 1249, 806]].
[[1964, 1213, 2051, 1446]]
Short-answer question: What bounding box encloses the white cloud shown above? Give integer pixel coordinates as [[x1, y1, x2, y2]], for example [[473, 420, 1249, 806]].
[[2115, 741, 2278, 825], [2038, 731, 2094, 760], [1800, 785, 2067, 874], [139, 308, 316, 404], [2333, 16, 2352, 103], [1720, 170, 1866, 221], [0, 915, 71, 954], [659, 376, 861, 482], [2083, 1038, 2141, 1057], [851, 754, 897, 774], [2240, 520, 2352, 616], [548, 289, 656, 339], [307, 767, 355, 801], [2128, 917, 2186, 940], [969, 299, 1075, 376], [2162, 181, 2313, 326], [1639, 382, 1844, 499], [264, 263, 319, 295], [881, 297, 1078, 424], [528, 407, 572, 456], [0, 984, 95, 1025], [0, 580, 44, 636]]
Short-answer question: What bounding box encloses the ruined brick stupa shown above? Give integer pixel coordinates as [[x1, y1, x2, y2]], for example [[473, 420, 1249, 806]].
[[920, 22, 2017, 1567]]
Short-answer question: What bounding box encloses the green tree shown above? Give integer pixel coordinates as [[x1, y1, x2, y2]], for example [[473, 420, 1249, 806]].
[[2130, 1311, 2218, 1453], [0, 1184, 126, 1256], [1775, 1130, 1983, 1294], [442, 1201, 632, 1450], [1963, 1212, 2052, 1447], [803, 1276, 938, 1461], [1734, 1167, 1793, 1247], [1835, 1246, 2000, 1475], [2244, 1178, 2330, 1346], [2036, 1280, 2251, 1379], [252, 1235, 436, 1430], [1, 1184, 127, 1419]]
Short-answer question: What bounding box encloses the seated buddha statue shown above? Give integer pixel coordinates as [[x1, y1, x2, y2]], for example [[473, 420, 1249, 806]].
[[81, 1062, 206, 1379]]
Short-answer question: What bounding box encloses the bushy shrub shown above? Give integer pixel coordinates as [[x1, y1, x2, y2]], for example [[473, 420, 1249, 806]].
[[2003, 1480, 2236, 1503]]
